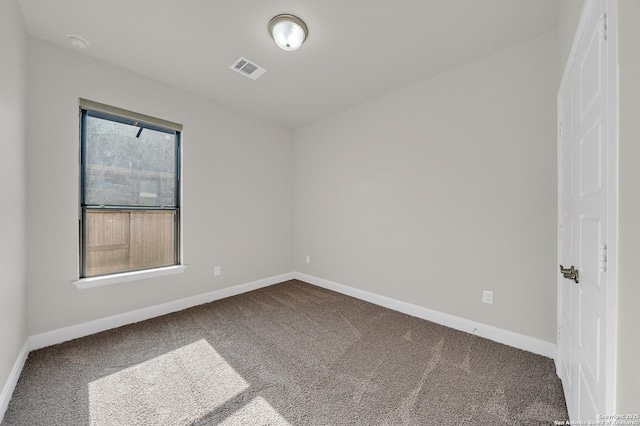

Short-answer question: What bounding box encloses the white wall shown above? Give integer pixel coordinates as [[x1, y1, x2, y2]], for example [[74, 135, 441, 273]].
[[617, 0, 640, 412], [0, 0, 28, 404], [26, 39, 294, 335], [295, 32, 558, 343]]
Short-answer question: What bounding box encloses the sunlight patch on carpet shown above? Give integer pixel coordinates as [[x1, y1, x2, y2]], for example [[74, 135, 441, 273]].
[[218, 397, 291, 425], [88, 339, 249, 425]]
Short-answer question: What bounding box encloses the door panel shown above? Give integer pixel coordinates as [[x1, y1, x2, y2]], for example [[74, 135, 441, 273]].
[[579, 122, 602, 195], [558, 0, 612, 420], [578, 291, 600, 382], [578, 366, 598, 420], [579, 24, 602, 120], [561, 325, 572, 382], [580, 217, 601, 286]]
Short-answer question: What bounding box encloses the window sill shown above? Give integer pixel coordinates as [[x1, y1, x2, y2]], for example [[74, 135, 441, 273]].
[[73, 265, 187, 289]]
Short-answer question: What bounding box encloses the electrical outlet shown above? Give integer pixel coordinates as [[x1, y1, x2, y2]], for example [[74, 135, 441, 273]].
[[214, 266, 221, 276], [482, 290, 493, 304], [305, 255, 311, 264]]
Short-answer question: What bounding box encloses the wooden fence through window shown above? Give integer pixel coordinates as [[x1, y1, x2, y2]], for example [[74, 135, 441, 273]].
[[85, 210, 175, 277]]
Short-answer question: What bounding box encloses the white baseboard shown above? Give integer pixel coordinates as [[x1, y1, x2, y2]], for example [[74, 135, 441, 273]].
[[294, 272, 556, 359], [0, 339, 29, 423], [29, 272, 295, 351]]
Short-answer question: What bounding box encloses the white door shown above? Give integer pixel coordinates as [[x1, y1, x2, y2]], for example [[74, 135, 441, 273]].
[[558, 0, 616, 420]]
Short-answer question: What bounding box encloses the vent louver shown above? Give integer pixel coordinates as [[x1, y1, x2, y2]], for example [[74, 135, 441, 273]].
[[230, 57, 266, 80]]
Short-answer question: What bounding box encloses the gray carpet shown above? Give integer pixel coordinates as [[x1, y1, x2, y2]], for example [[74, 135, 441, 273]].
[[2, 280, 568, 425]]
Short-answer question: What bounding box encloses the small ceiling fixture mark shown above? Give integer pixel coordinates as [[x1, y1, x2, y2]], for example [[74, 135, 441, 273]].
[[67, 34, 89, 49]]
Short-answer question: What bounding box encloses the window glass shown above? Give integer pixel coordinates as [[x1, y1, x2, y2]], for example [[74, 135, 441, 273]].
[[80, 105, 181, 278], [84, 114, 176, 207]]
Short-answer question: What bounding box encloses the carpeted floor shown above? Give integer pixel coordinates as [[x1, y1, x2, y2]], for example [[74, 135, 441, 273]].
[[2, 280, 568, 425]]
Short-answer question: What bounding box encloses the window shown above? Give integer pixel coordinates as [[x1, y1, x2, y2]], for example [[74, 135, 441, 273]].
[[79, 99, 181, 278]]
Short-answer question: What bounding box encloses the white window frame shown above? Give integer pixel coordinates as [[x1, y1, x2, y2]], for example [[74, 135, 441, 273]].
[[74, 99, 185, 288]]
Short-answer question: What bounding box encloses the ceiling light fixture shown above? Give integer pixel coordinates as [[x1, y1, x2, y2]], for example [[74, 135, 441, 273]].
[[268, 14, 308, 51], [67, 34, 89, 50]]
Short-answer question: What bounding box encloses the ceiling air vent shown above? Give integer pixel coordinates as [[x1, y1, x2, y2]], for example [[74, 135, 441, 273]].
[[230, 57, 266, 80]]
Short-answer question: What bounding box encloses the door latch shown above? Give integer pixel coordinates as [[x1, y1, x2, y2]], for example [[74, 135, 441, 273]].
[[559, 265, 579, 284]]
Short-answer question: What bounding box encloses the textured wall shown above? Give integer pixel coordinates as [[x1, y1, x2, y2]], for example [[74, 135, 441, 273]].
[[294, 32, 558, 343], [0, 0, 28, 414], [26, 39, 294, 334]]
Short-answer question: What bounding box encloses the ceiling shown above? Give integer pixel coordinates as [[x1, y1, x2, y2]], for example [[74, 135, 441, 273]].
[[18, 0, 559, 128]]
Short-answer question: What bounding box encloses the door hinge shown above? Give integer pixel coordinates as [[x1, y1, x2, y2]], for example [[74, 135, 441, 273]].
[[558, 224, 563, 240], [599, 243, 607, 272], [559, 122, 564, 138], [600, 13, 608, 42], [558, 326, 562, 343]]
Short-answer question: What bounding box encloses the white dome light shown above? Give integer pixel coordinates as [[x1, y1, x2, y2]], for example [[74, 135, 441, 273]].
[[268, 14, 308, 51], [67, 34, 89, 50]]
